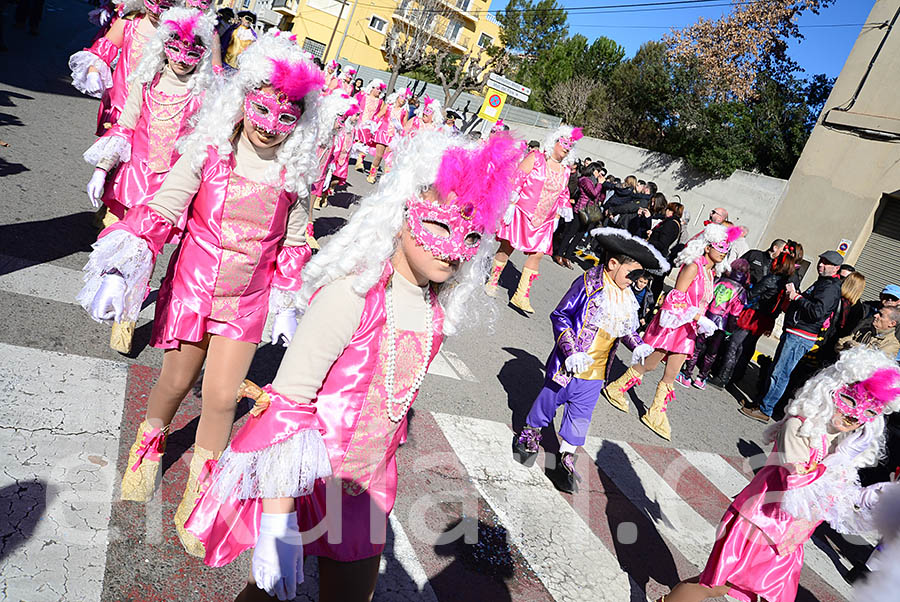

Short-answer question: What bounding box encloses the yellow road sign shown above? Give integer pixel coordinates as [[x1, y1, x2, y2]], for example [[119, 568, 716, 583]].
[[477, 87, 507, 123]]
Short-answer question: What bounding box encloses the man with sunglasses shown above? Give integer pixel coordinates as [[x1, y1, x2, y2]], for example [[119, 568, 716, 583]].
[[863, 283, 900, 320]]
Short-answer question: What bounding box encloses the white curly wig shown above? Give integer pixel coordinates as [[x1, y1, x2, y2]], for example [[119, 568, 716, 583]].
[[176, 31, 321, 196], [297, 130, 504, 336], [542, 124, 579, 166], [386, 89, 408, 106], [128, 7, 216, 94], [853, 486, 900, 601], [421, 96, 444, 122], [115, 0, 146, 15], [313, 92, 353, 149], [675, 222, 732, 276], [364, 78, 385, 94], [764, 346, 900, 470]]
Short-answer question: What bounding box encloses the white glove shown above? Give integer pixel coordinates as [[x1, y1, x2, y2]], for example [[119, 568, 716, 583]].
[[559, 205, 574, 223], [564, 352, 592, 375], [271, 310, 298, 347], [696, 316, 718, 336], [90, 273, 127, 322], [503, 202, 516, 225], [252, 512, 304, 601], [825, 423, 878, 469], [84, 71, 104, 96], [857, 481, 897, 511], [631, 343, 655, 365], [87, 169, 107, 208]]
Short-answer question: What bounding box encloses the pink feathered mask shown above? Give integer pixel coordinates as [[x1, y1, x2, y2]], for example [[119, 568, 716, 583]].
[[558, 127, 583, 151], [268, 57, 324, 102], [834, 368, 900, 423], [162, 13, 206, 66], [710, 225, 745, 254], [406, 134, 522, 261]]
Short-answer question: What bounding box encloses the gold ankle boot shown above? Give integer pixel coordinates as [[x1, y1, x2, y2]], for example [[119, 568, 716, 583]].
[[641, 381, 674, 441], [602, 366, 642, 413], [110, 320, 135, 354], [484, 258, 507, 297], [174, 446, 220, 557], [509, 267, 539, 314], [121, 420, 168, 502]]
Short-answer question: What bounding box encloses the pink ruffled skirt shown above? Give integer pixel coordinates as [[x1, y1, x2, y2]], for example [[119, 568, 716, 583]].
[[698, 509, 805, 602], [496, 205, 555, 255], [104, 159, 166, 220], [641, 313, 697, 355]]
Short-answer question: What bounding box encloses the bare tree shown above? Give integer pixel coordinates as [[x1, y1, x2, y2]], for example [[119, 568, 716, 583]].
[[383, 0, 455, 91], [433, 48, 506, 109], [550, 76, 597, 125]]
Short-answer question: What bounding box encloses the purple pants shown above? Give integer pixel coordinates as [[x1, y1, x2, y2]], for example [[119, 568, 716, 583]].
[[525, 378, 605, 446]]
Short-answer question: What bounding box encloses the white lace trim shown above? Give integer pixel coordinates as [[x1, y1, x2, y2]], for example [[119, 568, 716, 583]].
[[209, 429, 333, 501], [83, 134, 132, 168], [590, 284, 640, 338], [68, 50, 113, 99], [268, 286, 295, 314], [77, 230, 153, 323], [781, 464, 875, 536], [657, 306, 698, 330]]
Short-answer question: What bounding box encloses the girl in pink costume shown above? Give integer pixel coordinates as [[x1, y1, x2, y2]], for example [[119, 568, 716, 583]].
[[661, 346, 900, 602], [77, 32, 324, 557], [82, 6, 216, 354], [311, 97, 360, 209], [487, 124, 581, 315], [322, 59, 341, 94], [366, 87, 409, 183], [603, 222, 739, 440], [184, 130, 521, 601], [401, 95, 443, 140], [353, 78, 386, 172], [70, 0, 177, 136], [339, 67, 357, 94]]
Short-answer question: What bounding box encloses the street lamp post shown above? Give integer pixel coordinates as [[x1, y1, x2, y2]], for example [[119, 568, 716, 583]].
[[323, 0, 348, 62]]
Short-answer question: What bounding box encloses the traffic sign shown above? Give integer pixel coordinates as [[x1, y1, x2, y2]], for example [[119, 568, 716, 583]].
[[477, 87, 507, 122], [486, 73, 530, 102]]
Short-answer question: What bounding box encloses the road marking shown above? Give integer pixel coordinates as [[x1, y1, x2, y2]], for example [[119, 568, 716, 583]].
[[0, 343, 128, 602], [434, 412, 647, 601]]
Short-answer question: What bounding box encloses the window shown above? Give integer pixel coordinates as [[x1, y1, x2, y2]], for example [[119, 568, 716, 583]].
[[477, 32, 493, 48], [445, 19, 462, 42], [242, 0, 251, 8], [368, 15, 387, 33], [455, 0, 470, 11], [302, 37, 326, 60]]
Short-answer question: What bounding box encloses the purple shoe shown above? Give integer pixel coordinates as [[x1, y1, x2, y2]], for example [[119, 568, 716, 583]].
[[549, 451, 581, 494], [512, 426, 541, 467], [675, 373, 691, 388], [692, 378, 707, 390]]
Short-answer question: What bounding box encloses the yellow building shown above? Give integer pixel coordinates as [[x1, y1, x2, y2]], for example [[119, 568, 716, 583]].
[[271, 0, 502, 70]]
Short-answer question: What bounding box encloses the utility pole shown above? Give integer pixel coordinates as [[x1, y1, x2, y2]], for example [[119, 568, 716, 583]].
[[334, 0, 360, 60], [323, 0, 348, 62]]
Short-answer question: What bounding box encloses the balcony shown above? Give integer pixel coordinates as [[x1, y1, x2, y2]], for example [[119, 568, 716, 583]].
[[272, 0, 298, 16], [391, 11, 469, 53], [440, 0, 477, 25]]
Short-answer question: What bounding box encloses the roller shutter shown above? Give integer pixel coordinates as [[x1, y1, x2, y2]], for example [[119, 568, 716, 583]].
[[855, 196, 900, 301]]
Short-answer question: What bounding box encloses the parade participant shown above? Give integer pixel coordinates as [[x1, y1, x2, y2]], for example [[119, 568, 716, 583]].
[[603, 223, 740, 440], [338, 67, 357, 94], [352, 78, 386, 172], [183, 0, 224, 71], [486, 125, 581, 314], [183, 130, 521, 601], [512, 228, 668, 493], [322, 59, 340, 94], [310, 96, 358, 209], [82, 6, 216, 354], [69, 0, 177, 135], [222, 10, 257, 69], [76, 32, 322, 556], [852, 485, 900, 601], [660, 347, 900, 602], [367, 87, 410, 183], [401, 95, 442, 139]]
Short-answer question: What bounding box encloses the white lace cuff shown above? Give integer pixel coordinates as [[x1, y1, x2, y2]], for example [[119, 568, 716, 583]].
[[209, 429, 332, 501], [68, 51, 112, 99], [657, 307, 699, 330], [268, 286, 297, 315], [77, 230, 153, 323], [781, 464, 875, 536], [84, 135, 132, 168]]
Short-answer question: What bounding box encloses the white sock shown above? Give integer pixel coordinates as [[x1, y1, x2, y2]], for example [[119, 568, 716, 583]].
[[559, 440, 577, 455]]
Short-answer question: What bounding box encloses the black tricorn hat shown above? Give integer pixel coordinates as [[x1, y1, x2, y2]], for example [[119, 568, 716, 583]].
[[588, 227, 671, 275]]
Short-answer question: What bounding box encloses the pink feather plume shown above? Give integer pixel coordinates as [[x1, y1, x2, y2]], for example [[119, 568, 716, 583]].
[[434, 133, 523, 233], [423, 96, 434, 107], [726, 225, 744, 243], [860, 368, 900, 404], [268, 57, 325, 102], [164, 13, 201, 43], [571, 127, 583, 141]]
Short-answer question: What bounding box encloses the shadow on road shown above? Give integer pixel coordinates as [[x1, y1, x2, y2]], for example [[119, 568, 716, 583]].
[[0, 212, 97, 276], [0, 479, 50, 564], [432, 517, 514, 601]]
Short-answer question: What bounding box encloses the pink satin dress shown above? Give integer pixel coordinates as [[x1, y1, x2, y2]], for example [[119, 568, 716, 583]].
[[497, 151, 570, 255], [698, 434, 828, 602], [374, 104, 401, 146], [642, 256, 715, 355], [354, 93, 383, 152], [187, 272, 445, 564], [88, 17, 151, 135], [310, 120, 354, 197], [102, 75, 203, 219], [106, 146, 310, 349]]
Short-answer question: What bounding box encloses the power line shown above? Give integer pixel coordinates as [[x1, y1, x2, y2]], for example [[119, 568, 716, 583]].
[[365, 0, 766, 17], [575, 22, 883, 29]]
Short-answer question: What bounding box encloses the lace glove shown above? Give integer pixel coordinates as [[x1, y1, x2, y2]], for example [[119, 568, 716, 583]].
[[87, 169, 107, 208], [503, 202, 516, 225], [564, 352, 592, 375], [631, 343, 655, 365], [89, 273, 127, 322], [84, 71, 104, 96], [271, 310, 298, 347], [252, 512, 304, 601], [696, 316, 718, 337]]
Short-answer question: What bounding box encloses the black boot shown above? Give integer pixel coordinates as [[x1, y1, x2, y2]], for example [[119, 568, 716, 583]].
[[512, 426, 541, 467], [548, 451, 580, 494]]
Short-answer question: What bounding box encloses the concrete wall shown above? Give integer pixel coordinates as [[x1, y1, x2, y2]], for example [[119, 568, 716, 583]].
[[507, 123, 788, 250], [760, 0, 900, 288]]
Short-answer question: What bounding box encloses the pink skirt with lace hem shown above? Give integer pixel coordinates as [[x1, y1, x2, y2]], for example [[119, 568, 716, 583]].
[[496, 205, 555, 255], [641, 313, 697, 355]]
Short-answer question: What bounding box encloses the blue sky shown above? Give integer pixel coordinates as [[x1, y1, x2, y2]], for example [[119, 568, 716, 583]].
[[499, 0, 877, 78]]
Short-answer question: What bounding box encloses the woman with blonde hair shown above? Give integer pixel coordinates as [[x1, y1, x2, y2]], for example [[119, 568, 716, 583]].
[[819, 271, 867, 365]]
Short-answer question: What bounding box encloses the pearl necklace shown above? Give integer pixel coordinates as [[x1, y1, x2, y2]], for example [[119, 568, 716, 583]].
[[383, 284, 434, 423]]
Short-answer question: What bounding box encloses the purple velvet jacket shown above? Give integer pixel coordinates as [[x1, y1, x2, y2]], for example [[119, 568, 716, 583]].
[[547, 267, 644, 387]]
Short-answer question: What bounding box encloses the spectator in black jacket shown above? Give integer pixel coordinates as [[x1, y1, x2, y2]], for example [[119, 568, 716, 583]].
[[608, 178, 652, 231], [741, 250, 843, 423], [647, 202, 683, 257], [741, 239, 786, 286]]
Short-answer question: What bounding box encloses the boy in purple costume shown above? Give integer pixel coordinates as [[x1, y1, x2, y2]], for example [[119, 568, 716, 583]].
[[513, 228, 669, 493]]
